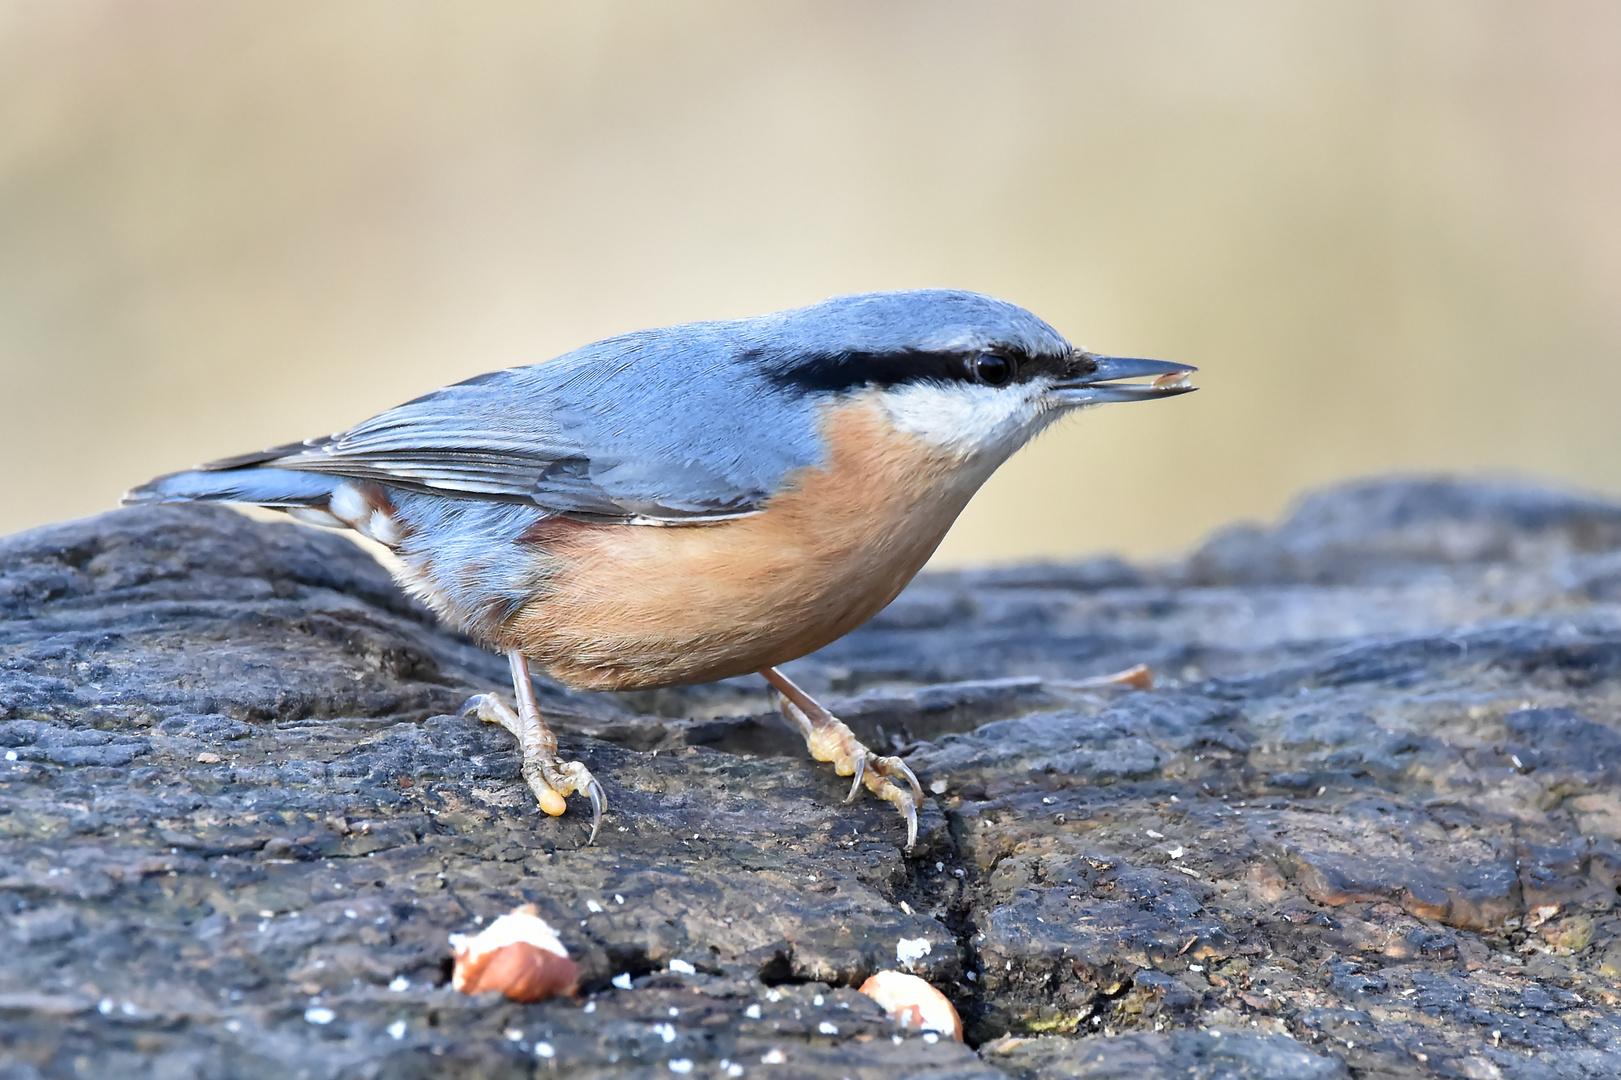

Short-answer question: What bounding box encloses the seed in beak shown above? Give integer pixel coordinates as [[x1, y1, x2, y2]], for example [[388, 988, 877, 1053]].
[[1152, 371, 1194, 391]]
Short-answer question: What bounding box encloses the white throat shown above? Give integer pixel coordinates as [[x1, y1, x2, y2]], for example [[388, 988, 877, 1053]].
[[872, 380, 1059, 465]]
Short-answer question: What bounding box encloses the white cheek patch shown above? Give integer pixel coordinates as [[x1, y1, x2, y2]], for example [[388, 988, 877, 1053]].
[[875, 381, 1051, 460]]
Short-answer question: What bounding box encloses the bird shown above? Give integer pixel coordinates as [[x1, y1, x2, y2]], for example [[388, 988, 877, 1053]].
[[124, 289, 1195, 850]]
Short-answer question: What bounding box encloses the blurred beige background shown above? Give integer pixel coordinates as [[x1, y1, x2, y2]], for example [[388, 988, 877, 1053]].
[[2, 1, 1618, 566]]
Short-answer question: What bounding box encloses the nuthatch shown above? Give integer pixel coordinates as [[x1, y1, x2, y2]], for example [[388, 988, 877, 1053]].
[[125, 289, 1195, 849]]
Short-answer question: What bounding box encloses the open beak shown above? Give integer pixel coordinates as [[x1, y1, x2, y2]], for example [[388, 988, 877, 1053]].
[[1050, 354, 1198, 406]]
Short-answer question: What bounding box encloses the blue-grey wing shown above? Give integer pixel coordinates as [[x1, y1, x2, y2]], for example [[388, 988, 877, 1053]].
[[210, 329, 825, 522]]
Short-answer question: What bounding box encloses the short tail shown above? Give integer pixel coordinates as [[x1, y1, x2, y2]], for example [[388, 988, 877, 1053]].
[[123, 466, 405, 546], [122, 467, 338, 509]]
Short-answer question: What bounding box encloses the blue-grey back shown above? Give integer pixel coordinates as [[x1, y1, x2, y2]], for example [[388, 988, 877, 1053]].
[[258, 289, 1070, 520]]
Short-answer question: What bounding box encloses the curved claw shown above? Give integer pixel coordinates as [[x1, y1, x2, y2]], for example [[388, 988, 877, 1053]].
[[869, 757, 921, 852], [844, 753, 867, 803], [460, 693, 492, 718], [892, 756, 924, 804], [584, 777, 606, 845]]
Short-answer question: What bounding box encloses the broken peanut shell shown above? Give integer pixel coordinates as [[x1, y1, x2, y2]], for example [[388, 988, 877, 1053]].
[[858, 970, 963, 1041], [449, 903, 578, 1003]]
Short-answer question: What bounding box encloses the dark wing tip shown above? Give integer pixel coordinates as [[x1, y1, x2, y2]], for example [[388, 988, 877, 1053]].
[[198, 435, 336, 472]]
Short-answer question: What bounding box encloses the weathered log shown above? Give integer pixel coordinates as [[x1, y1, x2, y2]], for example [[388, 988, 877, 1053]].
[[3, 477, 1620, 1077]]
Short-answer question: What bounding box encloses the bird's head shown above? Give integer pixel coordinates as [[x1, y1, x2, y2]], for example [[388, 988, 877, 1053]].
[[755, 289, 1196, 465]]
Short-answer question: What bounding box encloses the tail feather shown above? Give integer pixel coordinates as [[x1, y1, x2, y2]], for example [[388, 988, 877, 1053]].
[[122, 467, 338, 509]]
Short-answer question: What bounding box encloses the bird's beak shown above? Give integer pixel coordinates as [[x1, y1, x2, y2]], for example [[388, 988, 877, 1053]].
[[1049, 354, 1198, 406]]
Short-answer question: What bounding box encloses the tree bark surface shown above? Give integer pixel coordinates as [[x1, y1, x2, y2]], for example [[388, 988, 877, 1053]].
[[5, 478, 1621, 1078]]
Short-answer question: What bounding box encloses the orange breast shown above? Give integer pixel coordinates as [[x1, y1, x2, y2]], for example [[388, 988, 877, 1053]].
[[496, 396, 983, 691]]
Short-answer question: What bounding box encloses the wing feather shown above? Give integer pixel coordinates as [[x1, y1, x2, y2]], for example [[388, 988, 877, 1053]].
[[207, 338, 824, 522]]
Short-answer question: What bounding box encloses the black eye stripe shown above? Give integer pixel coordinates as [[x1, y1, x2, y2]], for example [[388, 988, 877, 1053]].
[[764, 349, 964, 393], [765, 348, 1048, 394]]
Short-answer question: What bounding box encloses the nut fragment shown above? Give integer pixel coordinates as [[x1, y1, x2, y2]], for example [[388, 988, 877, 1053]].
[[858, 970, 962, 1041], [1525, 904, 1560, 931], [449, 903, 578, 1003]]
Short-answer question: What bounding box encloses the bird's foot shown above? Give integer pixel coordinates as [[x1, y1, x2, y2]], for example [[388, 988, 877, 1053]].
[[768, 674, 924, 851], [533, 758, 606, 845], [461, 693, 605, 843]]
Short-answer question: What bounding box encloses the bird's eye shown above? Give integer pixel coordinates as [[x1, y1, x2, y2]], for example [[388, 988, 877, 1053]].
[[971, 353, 1014, 387]]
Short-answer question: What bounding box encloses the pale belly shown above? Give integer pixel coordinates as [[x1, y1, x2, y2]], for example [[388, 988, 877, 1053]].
[[493, 401, 989, 691]]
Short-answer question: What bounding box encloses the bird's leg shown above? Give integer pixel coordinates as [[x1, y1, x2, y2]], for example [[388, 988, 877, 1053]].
[[462, 650, 605, 843], [761, 666, 923, 851]]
